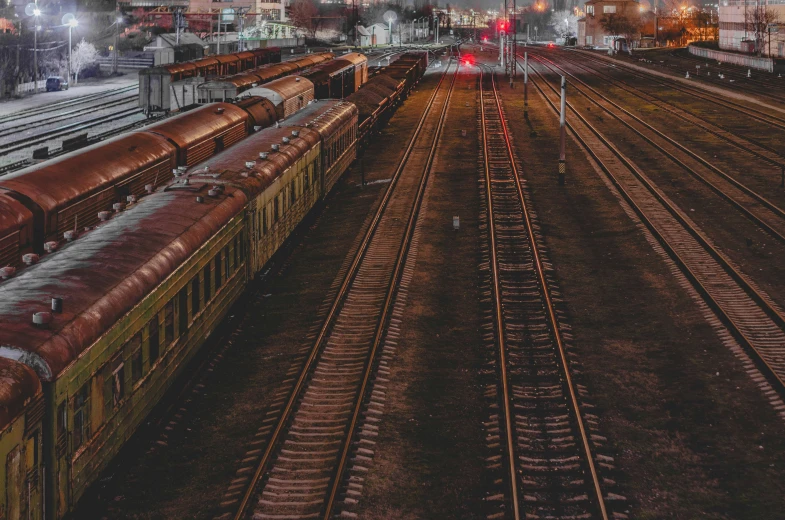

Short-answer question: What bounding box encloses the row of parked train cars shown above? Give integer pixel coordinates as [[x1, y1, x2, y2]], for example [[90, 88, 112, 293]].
[[0, 51, 428, 519], [140, 47, 369, 114]]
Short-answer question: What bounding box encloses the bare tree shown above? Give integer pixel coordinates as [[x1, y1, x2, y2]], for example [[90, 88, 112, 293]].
[[289, 0, 319, 38], [600, 13, 642, 52], [549, 9, 579, 39], [70, 39, 98, 85], [745, 3, 780, 56]]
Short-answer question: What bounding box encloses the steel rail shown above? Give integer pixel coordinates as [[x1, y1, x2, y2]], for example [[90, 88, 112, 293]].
[[528, 53, 785, 244], [0, 84, 137, 124], [323, 56, 460, 520], [480, 64, 609, 520], [0, 107, 142, 156], [0, 95, 138, 138], [522, 55, 785, 400], [571, 50, 785, 131], [545, 50, 784, 164], [230, 59, 460, 520]]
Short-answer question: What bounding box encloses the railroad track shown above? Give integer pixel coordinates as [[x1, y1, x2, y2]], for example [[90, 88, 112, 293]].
[[0, 95, 138, 138], [528, 53, 785, 246], [571, 50, 785, 132], [0, 84, 138, 125], [544, 50, 785, 166], [522, 53, 785, 409], [478, 64, 621, 520], [213, 58, 460, 520]]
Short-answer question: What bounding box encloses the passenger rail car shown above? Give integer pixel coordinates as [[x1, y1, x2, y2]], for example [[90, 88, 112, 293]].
[[198, 52, 334, 103], [139, 47, 281, 114], [0, 85, 294, 269], [0, 101, 357, 519], [244, 76, 315, 119], [0, 51, 426, 520]]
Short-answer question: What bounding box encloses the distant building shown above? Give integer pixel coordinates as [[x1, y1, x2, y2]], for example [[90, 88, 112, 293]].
[[718, 0, 785, 57], [357, 23, 389, 46], [577, 0, 641, 47]]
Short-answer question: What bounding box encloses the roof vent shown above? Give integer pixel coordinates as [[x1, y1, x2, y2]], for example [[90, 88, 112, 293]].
[[252, 82, 258, 87], [295, 77, 300, 82], [253, 126, 262, 132], [291, 130, 299, 137], [173, 168, 181, 177], [282, 137, 290, 144], [98, 211, 112, 222], [196, 196, 204, 203], [113, 202, 125, 212], [245, 161, 256, 169], [145, 184, 155, 194], [51, 297, 63, 314], [0, 266, 16, 280], [208, 189, 219, 198], [44, 241, 58, 253], [271, 144, 279, 151], [127, 195, 137, 204], [32, 312, 52, 327], [22, 253, 39, 266], [203, 166, 210, 173], [215, 107, 225, 114], [183, 178, 190, 186], [259, 152, 269, 160], [64, 230, 76, 242]]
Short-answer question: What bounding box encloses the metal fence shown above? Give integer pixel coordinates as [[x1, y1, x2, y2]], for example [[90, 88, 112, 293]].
[[96, 56, 154, 69], [689, 44, 774, 73], [15, 79, 48, 95]]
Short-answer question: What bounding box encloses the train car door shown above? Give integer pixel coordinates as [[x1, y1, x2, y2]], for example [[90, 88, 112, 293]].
[[6, 446, 23, 520]]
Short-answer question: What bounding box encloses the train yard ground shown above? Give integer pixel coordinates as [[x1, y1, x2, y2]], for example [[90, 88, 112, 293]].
[[71, 44, 785, 519]]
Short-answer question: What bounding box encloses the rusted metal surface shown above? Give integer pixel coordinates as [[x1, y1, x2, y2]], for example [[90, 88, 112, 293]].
[[234, 97, 278, 131], [0, 186, 248, 381], [0, 358, 41, 431], [0, 191, 35, 268], [306, 101, 358, 137], [142, 103, 249, 164], [0, 133, 176, 225], [245, 76, 314, 118]]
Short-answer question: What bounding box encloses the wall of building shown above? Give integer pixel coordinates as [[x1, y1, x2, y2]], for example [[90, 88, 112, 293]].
[[719, 1, 785, 57]]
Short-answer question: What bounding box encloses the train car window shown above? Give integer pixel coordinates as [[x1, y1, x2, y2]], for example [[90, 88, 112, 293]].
[[224, 246, 230, 279], [290, 182, 296, 205], [204, 264, 212, 302], [165, 300, 175, 346], [274, 198, 280, 223], [131, 341, 143, 385], [129, 332, 143, 384], [179, 287, 188, 335], [149, 315, 160, 364], [192, 276, 201, 316], [304, 170, 310, 192], [215, 253, 223, 290], [263, 207, 268, 233], [239, 233, 245, 260], [110, 356, 125, 408], [234, 236, 239, 265], [73, 384, 90, 450]]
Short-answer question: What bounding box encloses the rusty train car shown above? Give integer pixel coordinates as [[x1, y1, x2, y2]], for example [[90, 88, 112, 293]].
[[197, 52, 334, 103], [138, 47, 281, 114], [0, 51, 427, 520], [300, 52, 369, 99], [0, 75, 313, 270]]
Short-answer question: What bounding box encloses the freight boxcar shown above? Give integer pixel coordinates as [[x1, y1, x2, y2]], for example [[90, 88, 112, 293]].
[[139, 47, 281, 114], [244, 76, 315, 119], [302, 52, 368, 99]]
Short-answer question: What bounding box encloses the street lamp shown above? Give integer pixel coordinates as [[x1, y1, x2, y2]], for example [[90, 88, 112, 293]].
[[24, 3, 41, 93], [383, 10, 397, 46], [63, 14, 78, 85]]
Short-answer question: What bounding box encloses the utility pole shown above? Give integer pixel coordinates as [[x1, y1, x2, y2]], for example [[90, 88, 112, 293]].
[[523, 51, 528, 119], [113, 4, 120, 75], [216, 9, 222, 55], [558, 76, 567, 185]]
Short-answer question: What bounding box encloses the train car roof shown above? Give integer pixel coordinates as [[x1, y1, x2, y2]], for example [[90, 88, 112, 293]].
[[0, 358, 41, 432], [0, 133, 176, 216], [214, 55, 240, 65], [0, 190, 34, 242], [235, 51, 256, 61], [338, 52, 367, 66], [0, 184, 248, 381], [141, 102, 248, 150], [187, 100, 350, 196], [244, 76, 314, 107], [233, 97, 278, 130]]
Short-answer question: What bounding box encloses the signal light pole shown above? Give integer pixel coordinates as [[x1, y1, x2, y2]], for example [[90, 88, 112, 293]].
[[523, 52, 528, 119], [559, 76, 567, 185]]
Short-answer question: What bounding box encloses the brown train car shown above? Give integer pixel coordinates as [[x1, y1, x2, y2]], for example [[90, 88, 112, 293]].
[[234, 96, 278, 131], [245, 76, 315, 119], [0, 191, 35, 269], [142, 103, 250, 166], [0, 133, 177, 249]]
